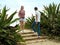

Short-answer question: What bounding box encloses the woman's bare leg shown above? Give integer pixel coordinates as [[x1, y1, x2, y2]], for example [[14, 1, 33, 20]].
[[22, 21, 25, 30], [20, 21, 23, 30]]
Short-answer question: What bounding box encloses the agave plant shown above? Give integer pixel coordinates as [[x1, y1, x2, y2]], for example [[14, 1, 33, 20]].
[[25, 14, 35, 29], [0, 6, 24, 45], [0, 6, 19, 28], [41, 3, 60, 36]]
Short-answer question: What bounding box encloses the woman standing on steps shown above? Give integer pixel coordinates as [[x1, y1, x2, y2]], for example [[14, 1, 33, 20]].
[[18, 6, 25, 32]]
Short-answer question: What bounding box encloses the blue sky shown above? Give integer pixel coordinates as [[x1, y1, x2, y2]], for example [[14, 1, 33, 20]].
[[0, 0, 60, 18], [0, 0, 60, 26]]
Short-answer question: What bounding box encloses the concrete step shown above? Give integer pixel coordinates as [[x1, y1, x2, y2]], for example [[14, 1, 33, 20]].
[[19, 30, 47, 44], [21, 32, 34, 34], [19, 30, 34, 34], [22, 34, 37, 38], [21, 33, 38, 37], [23, 36, 47, 41]]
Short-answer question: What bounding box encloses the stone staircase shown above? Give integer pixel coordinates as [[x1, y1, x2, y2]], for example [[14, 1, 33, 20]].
[[19, 30, 47, 44]]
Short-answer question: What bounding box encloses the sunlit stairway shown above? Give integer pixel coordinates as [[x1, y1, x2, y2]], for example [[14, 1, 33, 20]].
[[19, 29, 47, 44]]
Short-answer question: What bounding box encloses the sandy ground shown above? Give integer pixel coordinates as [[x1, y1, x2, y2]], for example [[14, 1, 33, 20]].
[[26, 39, 60, 45]]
